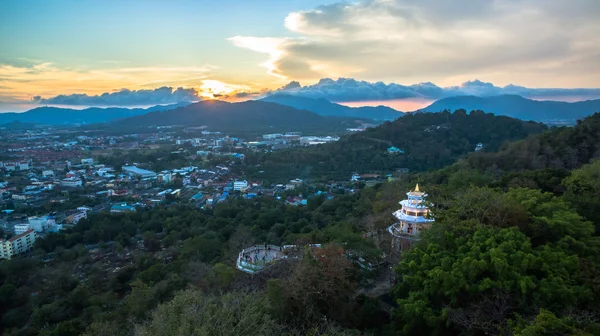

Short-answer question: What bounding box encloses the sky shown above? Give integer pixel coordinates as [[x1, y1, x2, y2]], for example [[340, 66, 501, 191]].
[[1, 0, 599, 112]]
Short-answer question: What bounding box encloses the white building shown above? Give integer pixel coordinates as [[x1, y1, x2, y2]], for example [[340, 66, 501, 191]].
[[14, 223, 30, 235], [42, 170, 55, 177], [262, 133, 283, 140], [0, 229, 36, 260], [61, 177, 83, 187], [81, 158, 94, 165], [122, 166, 157, 178], [233, 180, 248, 191], [28, 216, 55, 232], [388, 184, 435, 254], [300, 136, 340, 145]]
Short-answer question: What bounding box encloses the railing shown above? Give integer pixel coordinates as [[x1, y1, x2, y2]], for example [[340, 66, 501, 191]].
[[236, 244, 287, 274], [387, 224, 420, 241]]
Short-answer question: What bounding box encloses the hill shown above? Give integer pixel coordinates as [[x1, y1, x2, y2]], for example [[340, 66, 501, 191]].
[[242, 110, 547, 182], [108, 100, 365, 134], [419, 94, 600, 124], [260, 94, 402, 120], [0, 102, 191, 126]]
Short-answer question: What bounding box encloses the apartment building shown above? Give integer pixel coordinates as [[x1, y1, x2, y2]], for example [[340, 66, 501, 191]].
[[0, 229, 36, 259]]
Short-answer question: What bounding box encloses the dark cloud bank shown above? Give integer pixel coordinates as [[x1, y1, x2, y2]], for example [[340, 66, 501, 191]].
[[33, 87, 199, 106]]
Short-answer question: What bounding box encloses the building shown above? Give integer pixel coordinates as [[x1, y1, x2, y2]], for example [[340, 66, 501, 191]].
[[61, 177, 83, 187], [122, 166, 157, 178], [300, 136, 340, 145], [0, 229, 36, 259], [387, 146, 404, 154], [157, 173, 172, 184], [81, 158, 94, 165], [475, 143, 484, 151], [14, 223, 30, 235], [262, 133, 283, 140], [388, 184, 434, 256], [233, 180, 248, 191], [42, 170, 55, 177], [110, 203, 136, 213], [28, 216, 55, 232], [65, 211, 87, 224]]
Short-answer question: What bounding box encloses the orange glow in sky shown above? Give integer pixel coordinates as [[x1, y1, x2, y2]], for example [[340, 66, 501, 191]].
[[337, 98, 433, 112]]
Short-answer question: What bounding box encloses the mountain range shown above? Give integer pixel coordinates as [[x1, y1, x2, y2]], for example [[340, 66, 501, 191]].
[[0, 102, 191, 125], [419, 95, 600, 124], [3, 94, 600, 127], [106, 100, 365, 134], [260, 94, 402, 120]]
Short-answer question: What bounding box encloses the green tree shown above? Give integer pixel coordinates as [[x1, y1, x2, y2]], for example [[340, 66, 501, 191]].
[[135, 290, 276, 336]]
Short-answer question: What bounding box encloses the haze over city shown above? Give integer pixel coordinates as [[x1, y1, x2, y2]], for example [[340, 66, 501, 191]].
[[1, 0, 599, 112]]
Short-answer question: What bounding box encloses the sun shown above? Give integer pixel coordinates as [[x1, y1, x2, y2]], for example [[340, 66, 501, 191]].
[[199, 80, 236, 99]]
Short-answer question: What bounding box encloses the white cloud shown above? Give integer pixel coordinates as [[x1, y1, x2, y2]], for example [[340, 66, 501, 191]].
[[271, 78, 600, 102], [230, 0, 600, 87]]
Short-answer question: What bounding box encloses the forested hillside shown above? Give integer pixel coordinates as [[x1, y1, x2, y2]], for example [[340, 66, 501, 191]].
[[243, 110, 547, 182], [1, 113, 599, 336], [420, 94, 600, 123], [105, 100, 365, 135]]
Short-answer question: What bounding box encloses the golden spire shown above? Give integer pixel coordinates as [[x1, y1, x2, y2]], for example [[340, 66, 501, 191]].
[[415, 183, 420, 192]]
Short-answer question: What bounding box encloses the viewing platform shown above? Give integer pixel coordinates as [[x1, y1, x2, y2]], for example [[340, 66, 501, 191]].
[[236, 244, 287, 274]]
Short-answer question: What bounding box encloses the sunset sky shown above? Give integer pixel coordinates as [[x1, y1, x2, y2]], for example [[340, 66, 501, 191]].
[[1, 0, 599, 112]]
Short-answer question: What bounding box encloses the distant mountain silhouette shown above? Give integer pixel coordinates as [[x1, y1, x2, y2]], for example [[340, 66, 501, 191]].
[[109, 100, 364, 134], [0, 102, 191, 125], [419, 95, 600, 123], [260, 94, 401, 120]]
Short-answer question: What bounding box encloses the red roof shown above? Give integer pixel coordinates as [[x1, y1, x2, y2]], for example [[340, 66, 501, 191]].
[[9, 229, 35, 242]]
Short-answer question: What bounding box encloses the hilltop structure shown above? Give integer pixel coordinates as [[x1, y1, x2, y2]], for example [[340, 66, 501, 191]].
[[388, 184, 434, 256]]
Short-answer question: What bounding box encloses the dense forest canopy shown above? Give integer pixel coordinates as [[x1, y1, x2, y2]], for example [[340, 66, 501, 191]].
[[1, 112, 600, 336]]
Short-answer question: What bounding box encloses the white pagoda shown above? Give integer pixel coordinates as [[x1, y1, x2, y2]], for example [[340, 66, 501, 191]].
[[388, 184, 434, 254]]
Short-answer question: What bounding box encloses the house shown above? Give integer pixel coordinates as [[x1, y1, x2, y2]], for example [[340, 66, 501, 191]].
[[135, 180, 153, 189], [0, 229, 36, 259], [42, 170, 54, 177], [475, 143, 484, 151], [110, 203, 136, 213], [61, 178, 83, 187], [286, 196, 307, 206], [65, 211, 87, 224], [233, 180, 248, 191], [387, 146, 404, 154], [12, 194, 29, 201], [81, 158, 94, 165]]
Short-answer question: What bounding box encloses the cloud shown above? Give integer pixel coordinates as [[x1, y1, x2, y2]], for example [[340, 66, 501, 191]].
[[230, 0, 600, 88], [32, 87, 200, 106], [0, 62, 214, 103], [271, 78, 600, 102]]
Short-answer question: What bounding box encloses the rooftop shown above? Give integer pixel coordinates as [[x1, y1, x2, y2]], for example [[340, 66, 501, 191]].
[[8, 229, 35, 242]]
